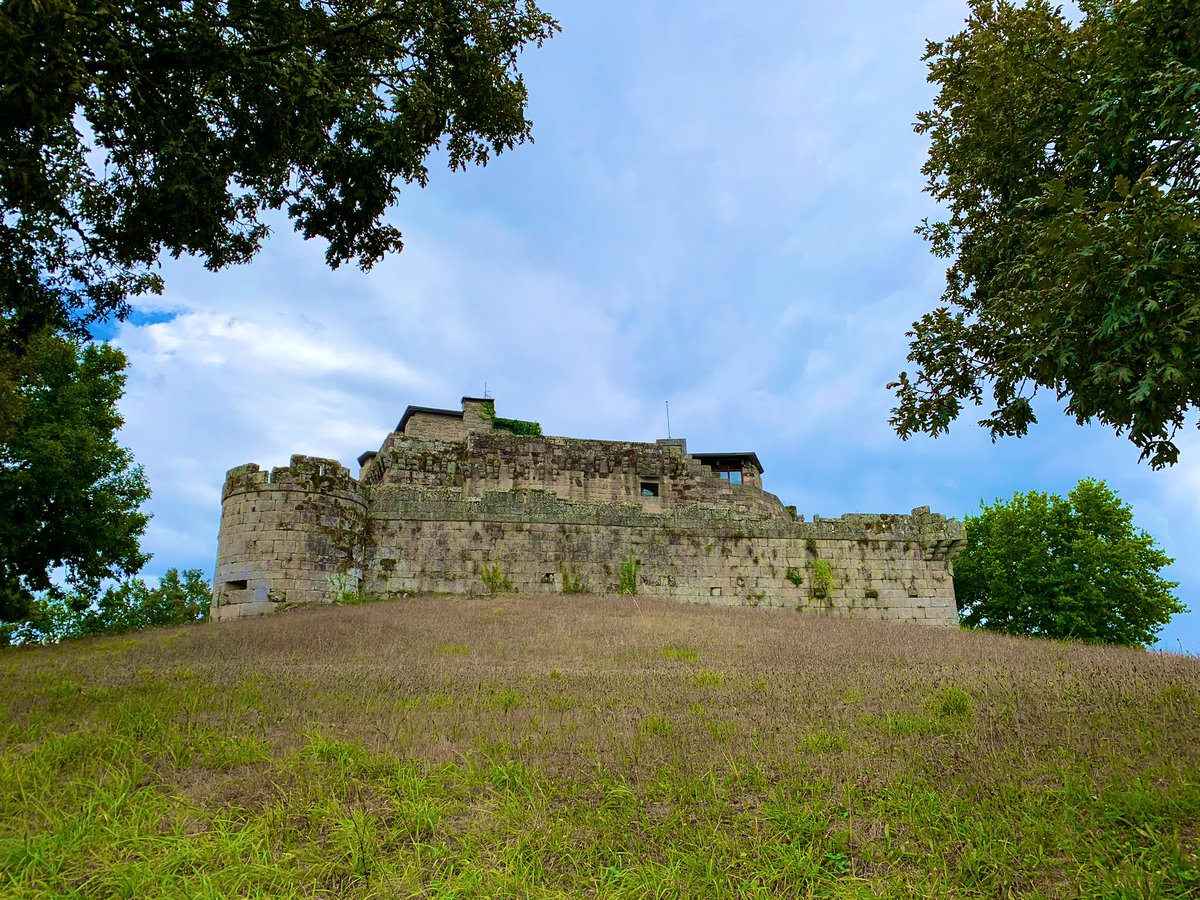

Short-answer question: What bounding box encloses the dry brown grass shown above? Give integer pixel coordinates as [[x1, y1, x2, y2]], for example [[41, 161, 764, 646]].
[[160, 594, 1200, 769], [2, 594, 1198, 897]]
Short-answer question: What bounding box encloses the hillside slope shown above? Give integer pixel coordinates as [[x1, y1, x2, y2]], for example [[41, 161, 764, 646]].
[[2, 595, 1198, 897]]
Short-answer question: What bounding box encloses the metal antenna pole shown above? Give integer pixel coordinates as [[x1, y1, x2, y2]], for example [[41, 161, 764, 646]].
[[666, 400, 671, 438]]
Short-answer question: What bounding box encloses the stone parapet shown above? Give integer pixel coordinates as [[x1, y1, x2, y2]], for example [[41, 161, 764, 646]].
[[367, 486, 964, 546], [222, 455, 361, 502]]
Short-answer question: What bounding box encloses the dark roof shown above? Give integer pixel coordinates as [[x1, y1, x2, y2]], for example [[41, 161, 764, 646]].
[[396, 404, 462, 433], [691, 451, 764, 474], [461, 396, 493, 404], [357, 450, 378, 467]]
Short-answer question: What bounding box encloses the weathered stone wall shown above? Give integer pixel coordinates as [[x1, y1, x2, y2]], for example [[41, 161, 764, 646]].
[[402, 411, 467, 442], [370, 433, 788, 519], [212, 456, 368, 619], [363, 490, 961, 626]]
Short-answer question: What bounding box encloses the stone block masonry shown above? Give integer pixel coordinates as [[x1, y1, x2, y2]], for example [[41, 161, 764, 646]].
[[213, 397, 966, 625], [212, 456, 367, 621]]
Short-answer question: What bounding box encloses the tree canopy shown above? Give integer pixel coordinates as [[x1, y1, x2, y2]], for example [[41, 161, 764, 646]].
[[954, 479, 1185, 647], [0, 0, 559, 339], [0, 332, 150, 622], [891, 0, 1200, 468], [3, 568, 210, 645]]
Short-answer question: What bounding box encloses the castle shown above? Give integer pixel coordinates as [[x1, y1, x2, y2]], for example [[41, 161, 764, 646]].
[[212, 397, 965, 625]]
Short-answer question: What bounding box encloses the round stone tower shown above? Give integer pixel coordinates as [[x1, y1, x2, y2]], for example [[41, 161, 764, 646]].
[[212, 455, 368, 620]]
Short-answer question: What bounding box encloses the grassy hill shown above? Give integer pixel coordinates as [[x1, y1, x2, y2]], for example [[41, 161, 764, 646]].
[[2, 595, 1197, 897]]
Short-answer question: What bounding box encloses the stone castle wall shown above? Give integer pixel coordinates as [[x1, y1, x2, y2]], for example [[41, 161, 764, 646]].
[[365, 490, 961, 624], [212, 398, 966, 626]]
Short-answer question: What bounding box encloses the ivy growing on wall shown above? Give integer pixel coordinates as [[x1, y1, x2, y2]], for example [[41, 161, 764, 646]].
[[478, 400, 543, 436], [493, 417, 543, 436]]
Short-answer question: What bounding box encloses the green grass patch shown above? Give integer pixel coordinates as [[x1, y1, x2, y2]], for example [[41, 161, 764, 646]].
[[689, 668, 725, 688], [660, 643, 699, 664]]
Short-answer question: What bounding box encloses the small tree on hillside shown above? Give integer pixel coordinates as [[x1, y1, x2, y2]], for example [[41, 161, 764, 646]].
[[954, 479, 1185, 647], [4, 568, 211, 645], [88, 568, 211, 636]]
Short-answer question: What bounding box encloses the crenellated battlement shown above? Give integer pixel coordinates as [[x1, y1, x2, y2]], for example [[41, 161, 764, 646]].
[[222, 455, 361, 502], [213, 397, 965, 625]]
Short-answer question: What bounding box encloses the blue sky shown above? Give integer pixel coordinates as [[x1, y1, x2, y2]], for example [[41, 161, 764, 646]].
[[108, 0, 1198, 653]]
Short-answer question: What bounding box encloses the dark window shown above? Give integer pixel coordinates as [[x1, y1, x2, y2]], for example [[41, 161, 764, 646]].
[[225, 579, 248, 590], [640, 481, 659, 497]]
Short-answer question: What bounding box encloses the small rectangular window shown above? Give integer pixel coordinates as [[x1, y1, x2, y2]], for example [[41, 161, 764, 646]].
[[729, 471, 742, 485], [225, 579, 248, 590], [640, 481, 659, 497]]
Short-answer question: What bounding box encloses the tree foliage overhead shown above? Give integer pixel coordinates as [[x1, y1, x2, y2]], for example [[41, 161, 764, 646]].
[[0, 0, 559, 337], [0, 332, 150, 622], [891, 0, 1200, 468], [954, 479, 1185, 647]]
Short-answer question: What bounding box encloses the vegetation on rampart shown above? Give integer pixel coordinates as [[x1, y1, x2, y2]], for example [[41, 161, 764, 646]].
[[480, 562, 514, 594], [492, 417, 544, 437], [810, 559, 834, 600], [1, 596, 1196, 896], [561, 567, 586, 595], [618, 557, 639, 595]]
